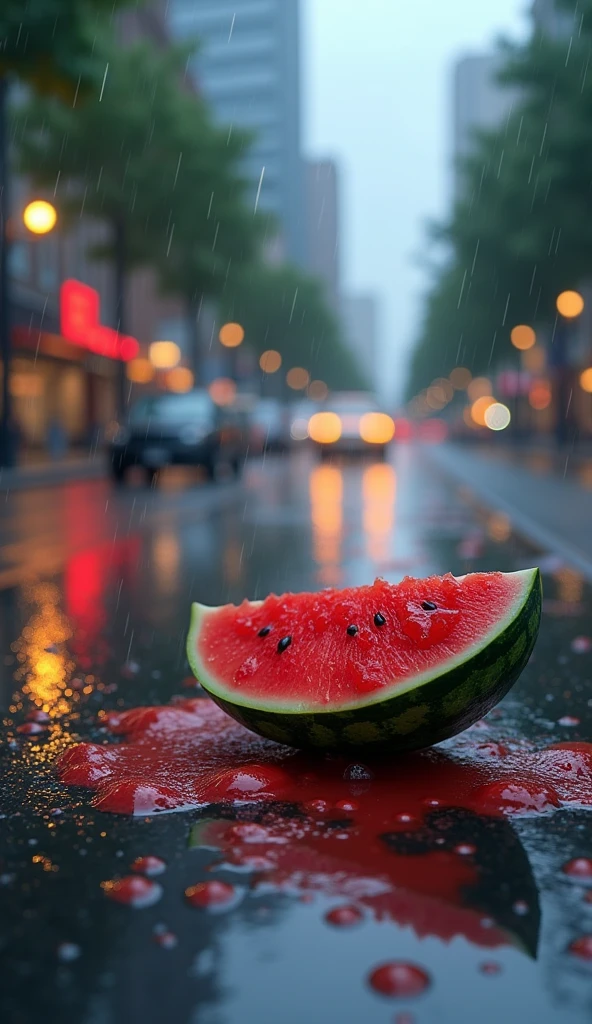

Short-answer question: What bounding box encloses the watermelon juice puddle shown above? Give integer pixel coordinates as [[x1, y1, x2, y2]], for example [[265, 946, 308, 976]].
[[57, 698, 592, 951]]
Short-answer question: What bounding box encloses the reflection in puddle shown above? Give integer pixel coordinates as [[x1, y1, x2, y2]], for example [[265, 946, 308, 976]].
[[362, 463, 396, 564], [309, 465, 343, 585], [152, 532, 181, 594], [13, 582, 74, 718]]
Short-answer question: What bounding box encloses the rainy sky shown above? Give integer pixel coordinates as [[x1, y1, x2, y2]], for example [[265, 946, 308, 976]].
[[303, 0, 529, 401]]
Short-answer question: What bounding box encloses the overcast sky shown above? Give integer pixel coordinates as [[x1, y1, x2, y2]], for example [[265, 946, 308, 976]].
[[302, 0, 530, 400]]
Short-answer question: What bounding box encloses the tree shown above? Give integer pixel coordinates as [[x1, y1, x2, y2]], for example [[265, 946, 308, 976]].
[[0, 0, 135, 465], [222, 264, 365, 393]]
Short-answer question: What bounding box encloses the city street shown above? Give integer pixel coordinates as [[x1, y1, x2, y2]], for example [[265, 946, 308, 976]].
[[1, 445, 592, 1023]]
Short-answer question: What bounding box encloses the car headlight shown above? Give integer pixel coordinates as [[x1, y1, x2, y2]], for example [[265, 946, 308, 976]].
[[179, 424, 208, 445]]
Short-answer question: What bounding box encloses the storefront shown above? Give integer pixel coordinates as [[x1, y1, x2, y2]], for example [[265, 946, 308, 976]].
[[10, 280, 138, 453]]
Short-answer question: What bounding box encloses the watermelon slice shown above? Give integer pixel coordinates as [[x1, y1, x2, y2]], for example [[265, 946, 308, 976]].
[[187, 568, 541, 751]]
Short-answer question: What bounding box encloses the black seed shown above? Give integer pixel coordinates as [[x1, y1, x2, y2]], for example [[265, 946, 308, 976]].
[[277, 636, 292, 653], [421, 601, 437, 612], [258, 626, 272, 638], [374, 613, 386, 627], [346, 625, 359, 636]]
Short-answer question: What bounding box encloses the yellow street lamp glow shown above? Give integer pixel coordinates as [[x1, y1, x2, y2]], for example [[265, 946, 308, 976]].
[[149, 341, 181, 369], [484, 402, 511, 431], [23, 200, 57, 235], [470, 395, 496, 427], [259, 349, 282, 374], [449, 367, 472, 390], [557, 290, 585, 319], [219, 322, 245, 348], [166, 367, 194, 393], [580, 368, 592, 393], [308, 412, 342, 444], [510, 325, 536, 351], [359, 412, 395, 445], [286, 367, 310, 391], [126, 358, 154, 384]]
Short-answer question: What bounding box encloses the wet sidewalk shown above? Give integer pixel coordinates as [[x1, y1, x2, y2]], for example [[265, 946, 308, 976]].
[[430, 443, 592, 582]]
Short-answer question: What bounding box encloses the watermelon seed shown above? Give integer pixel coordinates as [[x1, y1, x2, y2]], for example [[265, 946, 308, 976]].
[[421, 601, 437, 611], [374, 613, 386, 627], [258, 626, 272, 638], [346, 625, 359, 636], [277, 636, 292, 653]]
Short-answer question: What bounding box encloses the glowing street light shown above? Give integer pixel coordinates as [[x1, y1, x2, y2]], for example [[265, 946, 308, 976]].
[[557, 290, 585, 319], [484, 402, 511, 431], [149, 340, 181, 369], [259, 349, 282, 373], [23, 200, 57, 235], [510, 325, 536, 351], [126, 358, 154, 384], [580, 368, 592, 393], [219, 322, 244, 348], [167, 367, 194, 393], [286, 367, 310, 390]]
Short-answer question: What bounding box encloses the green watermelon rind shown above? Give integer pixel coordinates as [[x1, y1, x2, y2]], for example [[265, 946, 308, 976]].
[[186, 568, 542, 752]]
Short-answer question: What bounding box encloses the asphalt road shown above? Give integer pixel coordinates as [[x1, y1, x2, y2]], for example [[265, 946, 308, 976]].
[[1, 446, 592, 1024]]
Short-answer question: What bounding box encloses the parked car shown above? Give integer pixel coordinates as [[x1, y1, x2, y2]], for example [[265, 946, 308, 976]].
[[308, 392, 395, 458], [249, 398, 290, 453], [108, 391, 247, 485]]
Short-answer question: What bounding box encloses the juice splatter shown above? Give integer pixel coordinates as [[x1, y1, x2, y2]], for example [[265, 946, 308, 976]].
[[131, 855, 166, 877], [568, 936, 592, 961], [185, 880, 236, 910], [325, 905, 364, 927], [368, 962, 430, 998], [562, 858, 592, 881], [101, 875, 162, 908]]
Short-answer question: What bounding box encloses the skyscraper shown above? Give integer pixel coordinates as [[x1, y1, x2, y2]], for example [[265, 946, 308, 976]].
[[305, 160, 340, 313], [169, 0, 306, 266], [452, 54, 520, 200]]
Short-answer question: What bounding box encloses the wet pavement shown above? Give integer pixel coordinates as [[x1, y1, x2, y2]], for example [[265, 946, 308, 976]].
[[1, 446, 592, 1024]]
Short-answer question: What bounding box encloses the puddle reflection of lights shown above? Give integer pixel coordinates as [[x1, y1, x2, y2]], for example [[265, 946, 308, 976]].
[[362, 463, 396, 563], [309, 465, 343, 585], [152, 533, 181, 592], [13, 583, 74, 718]]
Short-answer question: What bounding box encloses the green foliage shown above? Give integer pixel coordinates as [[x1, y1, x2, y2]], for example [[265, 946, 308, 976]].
[[222, 264, 365, 392], [0, 0, 133, 98], [407, 0, 592, 400]]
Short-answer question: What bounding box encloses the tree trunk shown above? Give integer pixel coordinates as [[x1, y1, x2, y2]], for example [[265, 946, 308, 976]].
[[113, 214, 126, 419], [0, 75, 14, 468]]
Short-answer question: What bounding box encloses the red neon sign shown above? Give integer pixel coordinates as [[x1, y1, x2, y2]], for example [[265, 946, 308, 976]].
[[60, 279, 140, 362]]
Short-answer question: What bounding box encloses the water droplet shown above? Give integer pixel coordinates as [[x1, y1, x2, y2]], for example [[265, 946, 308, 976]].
[[368, 962, 430, 998], [512, 900, 529, 916], [153, 931, 177, 949], [131, 855, 166, 877], [569, 935, 592, 960], [101, 876, 162, 908], [57, 942, 81, 962], [454, 844, 477, 856], [562, 858, 592, 881], [185, 880, 236, 910], [343, 764, 374, 781], [571, 637, 592, 654], [479, 961, 502, 976], [325, 905, 364, 927], [558, 716, 580, 727]]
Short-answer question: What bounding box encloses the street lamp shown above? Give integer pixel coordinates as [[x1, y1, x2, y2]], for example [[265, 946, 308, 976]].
[[23, 200, 57, 236], [1, 198, 58, 467], [553, 290, 585, 447], [510, 325, 536, 350], [219, 322, 244, 348], [556, 290, 585, 319]]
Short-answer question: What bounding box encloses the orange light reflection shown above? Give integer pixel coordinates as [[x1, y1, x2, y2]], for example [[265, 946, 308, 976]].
[[309, 465, 343, 585], [362, 463, 396, 564]]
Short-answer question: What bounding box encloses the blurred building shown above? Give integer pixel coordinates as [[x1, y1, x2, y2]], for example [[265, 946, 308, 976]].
[[6, 2, 182, 454], [341, 295, 378, 391], [452, 54, 520, 200], [532, 0, 574, 35], [305, 160, 340, 313], [168, 0, 306, 266]]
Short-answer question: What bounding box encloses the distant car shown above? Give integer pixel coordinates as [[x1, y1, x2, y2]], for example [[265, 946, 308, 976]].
[[249, 399, 290, 453], [308, 393, 395, 458], [108, 391, 247, 485]]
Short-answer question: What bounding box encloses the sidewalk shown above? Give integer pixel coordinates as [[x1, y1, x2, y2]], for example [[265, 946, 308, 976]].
[[430, 442, 592, 582], [0, 452, 105, 493]]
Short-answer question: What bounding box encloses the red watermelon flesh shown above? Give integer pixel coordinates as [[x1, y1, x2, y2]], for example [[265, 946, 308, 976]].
[[196, 572, 526, 708]]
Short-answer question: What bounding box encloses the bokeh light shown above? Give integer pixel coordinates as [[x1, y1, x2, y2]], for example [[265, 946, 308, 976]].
[[290, 418, 309, 441], [449, 367, 472, 390], [484, 402, 511, 431], [467, 377, 492, 402], [470, 395, 496, 426], [557, 290, 585, 318], [166, 367, 194, 393], [219, 322, 245, 348], [260, 350, 282, 374], [286, 367, 310, 391], [510, 325, 536, 351], [308, 412, 342, 444], [529, 380, 552, 410], [23, 200, 57, 235], [209, 377, 237, 406], [149, 341, 181, 369], [308, 379, 328, 401], [521, 346, 546, 373], [359, 412, 395, 445], [126, 357, 155, 384], [580, 368, 592, 393]]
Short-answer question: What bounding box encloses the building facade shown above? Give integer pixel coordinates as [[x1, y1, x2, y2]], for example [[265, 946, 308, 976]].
[[341, 294, 378, 390], [305, 160, 340, 314], [169, 0, 306, 266]]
